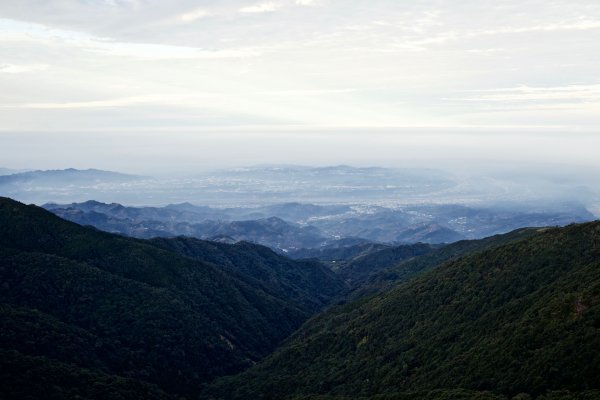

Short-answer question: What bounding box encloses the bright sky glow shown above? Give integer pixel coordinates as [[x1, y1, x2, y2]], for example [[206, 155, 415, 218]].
[[0, 0, 599, 131]]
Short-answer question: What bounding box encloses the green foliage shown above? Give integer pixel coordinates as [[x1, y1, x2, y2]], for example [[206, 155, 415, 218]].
[[150, 236, 347, 313], [333, 242, 433, 288], [288, 388, 509, 399], [0, 349, 173, 400], [206, 222, 600, 399], [353, 227, 539, 297], [3, 196, 599, 400], [0, 197, 346, 398]]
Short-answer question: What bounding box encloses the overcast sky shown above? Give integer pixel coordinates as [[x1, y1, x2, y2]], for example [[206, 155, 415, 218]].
[[0, 0, 599, 171]]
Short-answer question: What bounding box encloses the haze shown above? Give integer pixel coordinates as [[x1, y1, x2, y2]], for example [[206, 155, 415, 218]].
[[0, 130, 599, 177], [0, 1, 599, 210]]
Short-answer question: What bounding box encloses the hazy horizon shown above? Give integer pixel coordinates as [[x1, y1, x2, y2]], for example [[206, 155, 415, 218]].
[[1, 1, 599, 211], [1, 129, 600, 176]]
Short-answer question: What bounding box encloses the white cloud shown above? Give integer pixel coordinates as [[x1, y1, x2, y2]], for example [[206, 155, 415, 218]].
[[178, 8, 211, 23], [2, 88, 359, 110], [0, 19, 262, 60], [1, 94, 225, 109], [0, 1, 599, 132], [479, 19, 600, 35], [87, 42, 262, 60], [0, 63, 48, 73], [257, 88, 356, 96], [457, 84, 600, 102], [240, 2, 282, 13], [413, 19, 600, 48]]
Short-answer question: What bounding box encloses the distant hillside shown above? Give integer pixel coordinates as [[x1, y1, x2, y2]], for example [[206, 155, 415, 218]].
[[0, 168, 145, 204], [0, 165, 458, 205], [44, 199, 224, 222], [198, 217, 328, 250], [206, 221, 600, 399], [42, 198, 596, 254], [0, 168, 139, 185], [0, 197, 346, 399], [308, 204, 594, 244], [0, 168, 27, 176], [47, 203, 330, 251]]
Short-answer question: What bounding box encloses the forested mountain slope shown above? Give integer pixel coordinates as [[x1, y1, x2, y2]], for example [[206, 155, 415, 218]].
[[207, 221, 600, 399], [149, 236, 347, 312], [353, 227, 540, 297], [333, 242, 434, 288], [0, 197, 346, 399]]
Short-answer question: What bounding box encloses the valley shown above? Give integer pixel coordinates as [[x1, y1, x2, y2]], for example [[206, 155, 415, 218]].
[[3, 0, 599, 398], [1, 196, 598, 399]]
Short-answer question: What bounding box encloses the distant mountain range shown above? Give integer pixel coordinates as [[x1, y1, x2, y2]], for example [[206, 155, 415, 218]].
[[4, 165, 597, 211], [43, 199, 594, 251], [0, 168, 27, 176], [0, 165, 457, 205], [43, 202, 330, 250], [0, 168, 139, 185], [0, 168, 144, 205]]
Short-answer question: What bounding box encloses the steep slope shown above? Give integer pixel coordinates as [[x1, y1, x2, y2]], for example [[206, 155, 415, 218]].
[[287, 238, 388, 261], [207, 222, 600, 399], [334, 242, 434, 287], [355, 227, 539, 296], [0, 348, 173, 400], [393, 222, 464, 244], [291, 241, 436, 289], [149, 236, 347, 313], [0, 197, 345, 398]]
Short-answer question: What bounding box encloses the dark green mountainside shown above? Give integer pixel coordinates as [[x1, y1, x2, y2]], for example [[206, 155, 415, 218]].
[[207, 222, 600, 399], [149, 236, 346, 313], [0, 197, 346, 399], [333, 242, 434, 288], [353, 227, 540, 297], [287, 240, 391, 261], [246, 237, 434, 290]]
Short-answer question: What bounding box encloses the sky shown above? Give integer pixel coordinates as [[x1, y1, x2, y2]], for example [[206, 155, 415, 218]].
[[0, 0, 599, 172]]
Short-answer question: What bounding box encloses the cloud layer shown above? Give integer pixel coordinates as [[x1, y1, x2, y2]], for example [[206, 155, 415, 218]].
[[0, 0, 599, 130]]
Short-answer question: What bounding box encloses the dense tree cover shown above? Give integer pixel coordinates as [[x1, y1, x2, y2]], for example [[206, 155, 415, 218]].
[[206, 222, 600, 399], [0, 349, 173, 400], [289, 240, 437, 289], [4, 196, 599, 399], [0, 197, 346, 398], [150, 236, 347, 313], [352, 227, 539, 297], [332, 242, 434, 288], [287, 238, 392, 261], [279, 390, 600, 400]]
